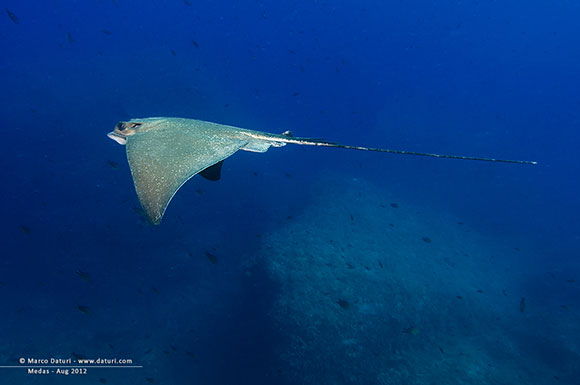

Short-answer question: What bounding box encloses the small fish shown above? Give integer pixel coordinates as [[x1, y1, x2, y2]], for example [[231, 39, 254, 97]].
[[101, 29, 112, 35], [75, 270, 91, 282], [185, 351, 196, 359], [106, 160, 119, 169], [19, 225, 31, 235], [402, 326, 420, 335], [71, 352, 87, 360], [99, 378, 107, 384], [146, 378, 155, 384], [170, 49, 176, 56], [476, 289, 484, 294], [390, 203, 399, 208], [191, 39, 199, 48], [456, 295, 463, 299], [422, 237, 432, 243], [183, 0, 192, 5], [292, 92, 301, 96], [77, 305, 91, 315], [144, 348, 152, 354], [67, 32, 75, 44], [519, 297, 526, 313], [378, 260, 383, 269], [439, 346, 445, 354], [337, 299, 350, 309], [205, 251, 218, 264], [5, 8, 19, 24]]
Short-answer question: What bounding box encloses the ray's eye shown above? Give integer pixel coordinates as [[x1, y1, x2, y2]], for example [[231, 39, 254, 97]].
[[116, 122, 142, 131], [115, 122, 128, 131]]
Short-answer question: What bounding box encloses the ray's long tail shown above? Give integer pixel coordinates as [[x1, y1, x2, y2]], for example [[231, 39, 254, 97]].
[[284, 136, 537, 165]]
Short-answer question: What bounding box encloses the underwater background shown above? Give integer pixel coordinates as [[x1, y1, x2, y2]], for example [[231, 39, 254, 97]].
[[0, 0, 579, 384]]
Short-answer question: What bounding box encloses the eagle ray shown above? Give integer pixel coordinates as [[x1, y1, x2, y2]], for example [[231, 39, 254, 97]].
[[108, 117, 536, 225]]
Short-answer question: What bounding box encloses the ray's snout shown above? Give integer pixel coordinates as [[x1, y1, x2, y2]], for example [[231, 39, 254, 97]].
[[107, 121, 142, 145]]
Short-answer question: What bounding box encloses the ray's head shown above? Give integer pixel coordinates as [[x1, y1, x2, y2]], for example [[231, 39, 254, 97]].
[[107, 121, 143, 145]]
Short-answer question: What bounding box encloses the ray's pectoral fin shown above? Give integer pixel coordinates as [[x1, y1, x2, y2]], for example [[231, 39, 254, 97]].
[[125, 122, 247, 225], [199, 160, 225, 181]]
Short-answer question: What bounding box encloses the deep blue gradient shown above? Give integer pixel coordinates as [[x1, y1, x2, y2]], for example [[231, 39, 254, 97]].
[[1, 1, 578, 384]]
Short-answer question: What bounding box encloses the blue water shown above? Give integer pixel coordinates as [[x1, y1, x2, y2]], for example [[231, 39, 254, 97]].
[[1, 1, 578, 384]]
